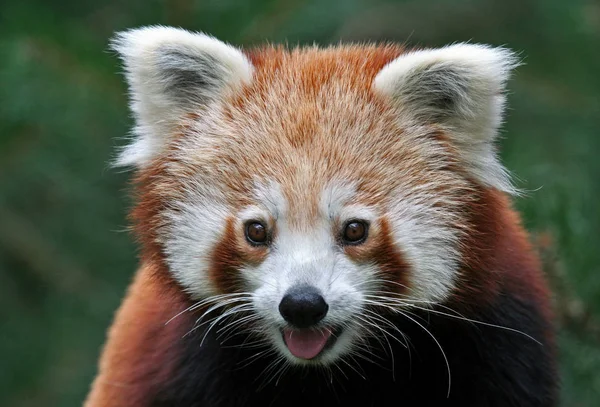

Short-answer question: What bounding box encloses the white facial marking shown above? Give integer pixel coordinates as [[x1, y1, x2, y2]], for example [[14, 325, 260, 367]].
[[244, 180, 382, 365], [387, 184, 462, 302], [161, 180, 229, 299], [242, 174, 469, 365]]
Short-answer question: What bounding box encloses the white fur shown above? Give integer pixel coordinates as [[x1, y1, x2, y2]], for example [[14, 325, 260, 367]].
[[252, 179, 286, 220], [160, 180, 230, 299], [387, 183, 463, 302], [247, 180, 380, 365], [111, 25, 253, 168], [320, 180, 357, 219], [373, 43, 520, 194]]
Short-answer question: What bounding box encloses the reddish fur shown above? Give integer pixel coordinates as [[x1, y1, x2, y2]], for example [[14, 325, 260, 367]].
[[84, 263, 192, 406], [372, 218, 412, 294], [87, 43, 553, 405], [227, 44, 407, 226], [244, 44, 404, 98], [456, 189, 553, 319]]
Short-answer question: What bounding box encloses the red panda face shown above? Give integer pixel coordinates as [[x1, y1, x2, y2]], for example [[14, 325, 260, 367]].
[[113, 27, 518, 364]]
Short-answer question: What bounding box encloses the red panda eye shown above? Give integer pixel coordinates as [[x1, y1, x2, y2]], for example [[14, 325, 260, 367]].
[[342, 221, 368, 245], [245, 221, 268, 245]]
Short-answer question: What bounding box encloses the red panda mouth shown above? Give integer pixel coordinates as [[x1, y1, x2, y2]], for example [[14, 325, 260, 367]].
[[281, 327, 339, 360]]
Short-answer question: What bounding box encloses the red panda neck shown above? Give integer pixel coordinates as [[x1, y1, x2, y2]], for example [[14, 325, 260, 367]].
[[454, 188, 551, 318], [84, 263, 193, 406]]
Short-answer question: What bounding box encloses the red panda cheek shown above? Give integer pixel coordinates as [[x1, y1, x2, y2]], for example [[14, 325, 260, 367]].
[[344, 217, 411, 295], [209, 217, 268, 293]]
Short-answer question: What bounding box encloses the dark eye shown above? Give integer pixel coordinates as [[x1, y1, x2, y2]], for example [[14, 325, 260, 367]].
[[245, 221, 268, 245], [342, 220, 368, 245]]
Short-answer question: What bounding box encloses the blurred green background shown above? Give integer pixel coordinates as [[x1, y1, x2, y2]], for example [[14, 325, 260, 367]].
[[0, 0, 598, 405]]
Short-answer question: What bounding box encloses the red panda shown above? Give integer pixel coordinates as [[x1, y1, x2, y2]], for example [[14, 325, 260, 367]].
[[85, 26, 558, 406]]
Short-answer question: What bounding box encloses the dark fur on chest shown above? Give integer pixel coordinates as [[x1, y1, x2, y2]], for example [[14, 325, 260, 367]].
[[151, 291, 557, 407]]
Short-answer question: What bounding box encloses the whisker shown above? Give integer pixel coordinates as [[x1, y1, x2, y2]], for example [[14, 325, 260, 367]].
[[235, 347, 277, 370], [166, 291, 249, 325], [165, 301, 202, 325], [406, 304, 542, 345], [274, 361, 291, 387], [198, 303, 254, 345], [363, 294, 542, 345], [332, 361, 349, 381], [361, 309, 410, 349], [181, 302, 252, 342], [397, 310, 452, 398], [217, 315, 263, 344], [362, 298, 429, 325], [216, 313, 260, 335], [256, 355, 287, 391], [338, 354, 367, 380], [194, 297, 252, 321]]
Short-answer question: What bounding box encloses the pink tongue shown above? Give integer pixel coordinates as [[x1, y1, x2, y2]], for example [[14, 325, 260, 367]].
[[283, 328, 331, 360]]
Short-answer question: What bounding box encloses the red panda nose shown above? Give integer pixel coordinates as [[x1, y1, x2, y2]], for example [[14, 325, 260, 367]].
[[279, 285, 329, 328]]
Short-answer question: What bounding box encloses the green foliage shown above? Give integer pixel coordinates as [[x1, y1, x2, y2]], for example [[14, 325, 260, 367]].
[[0, 0, 598, 405]]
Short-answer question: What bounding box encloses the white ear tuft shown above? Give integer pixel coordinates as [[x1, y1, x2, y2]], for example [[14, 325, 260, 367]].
[[373, 43, 520, 193], [110, 25, 254, 168]]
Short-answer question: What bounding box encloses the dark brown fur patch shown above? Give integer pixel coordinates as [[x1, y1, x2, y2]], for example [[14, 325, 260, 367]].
[[209, 217, 269, 294], [344, 217, 411, 295]]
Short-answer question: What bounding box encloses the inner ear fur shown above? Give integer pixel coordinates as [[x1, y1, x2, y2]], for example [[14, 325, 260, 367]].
[[110, 26, 253, 168], [373, 43, 520, 193]]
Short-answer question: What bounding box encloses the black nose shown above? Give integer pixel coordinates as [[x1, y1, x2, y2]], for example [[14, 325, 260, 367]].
[[279, 285, 329, 328]]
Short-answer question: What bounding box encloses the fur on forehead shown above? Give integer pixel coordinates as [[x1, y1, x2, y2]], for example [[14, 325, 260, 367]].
[[110, 26, 253, 168], [112, 31, 519, 198], [154, 43, 487, 209]]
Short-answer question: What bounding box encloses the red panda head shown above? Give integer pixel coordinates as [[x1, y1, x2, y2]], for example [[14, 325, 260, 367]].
[[112, 26, 519, 365]]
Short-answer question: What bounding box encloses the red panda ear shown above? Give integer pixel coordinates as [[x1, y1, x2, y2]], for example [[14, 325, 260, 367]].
[[110, 26, 253, 168], [373, 43, 520, 194]]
